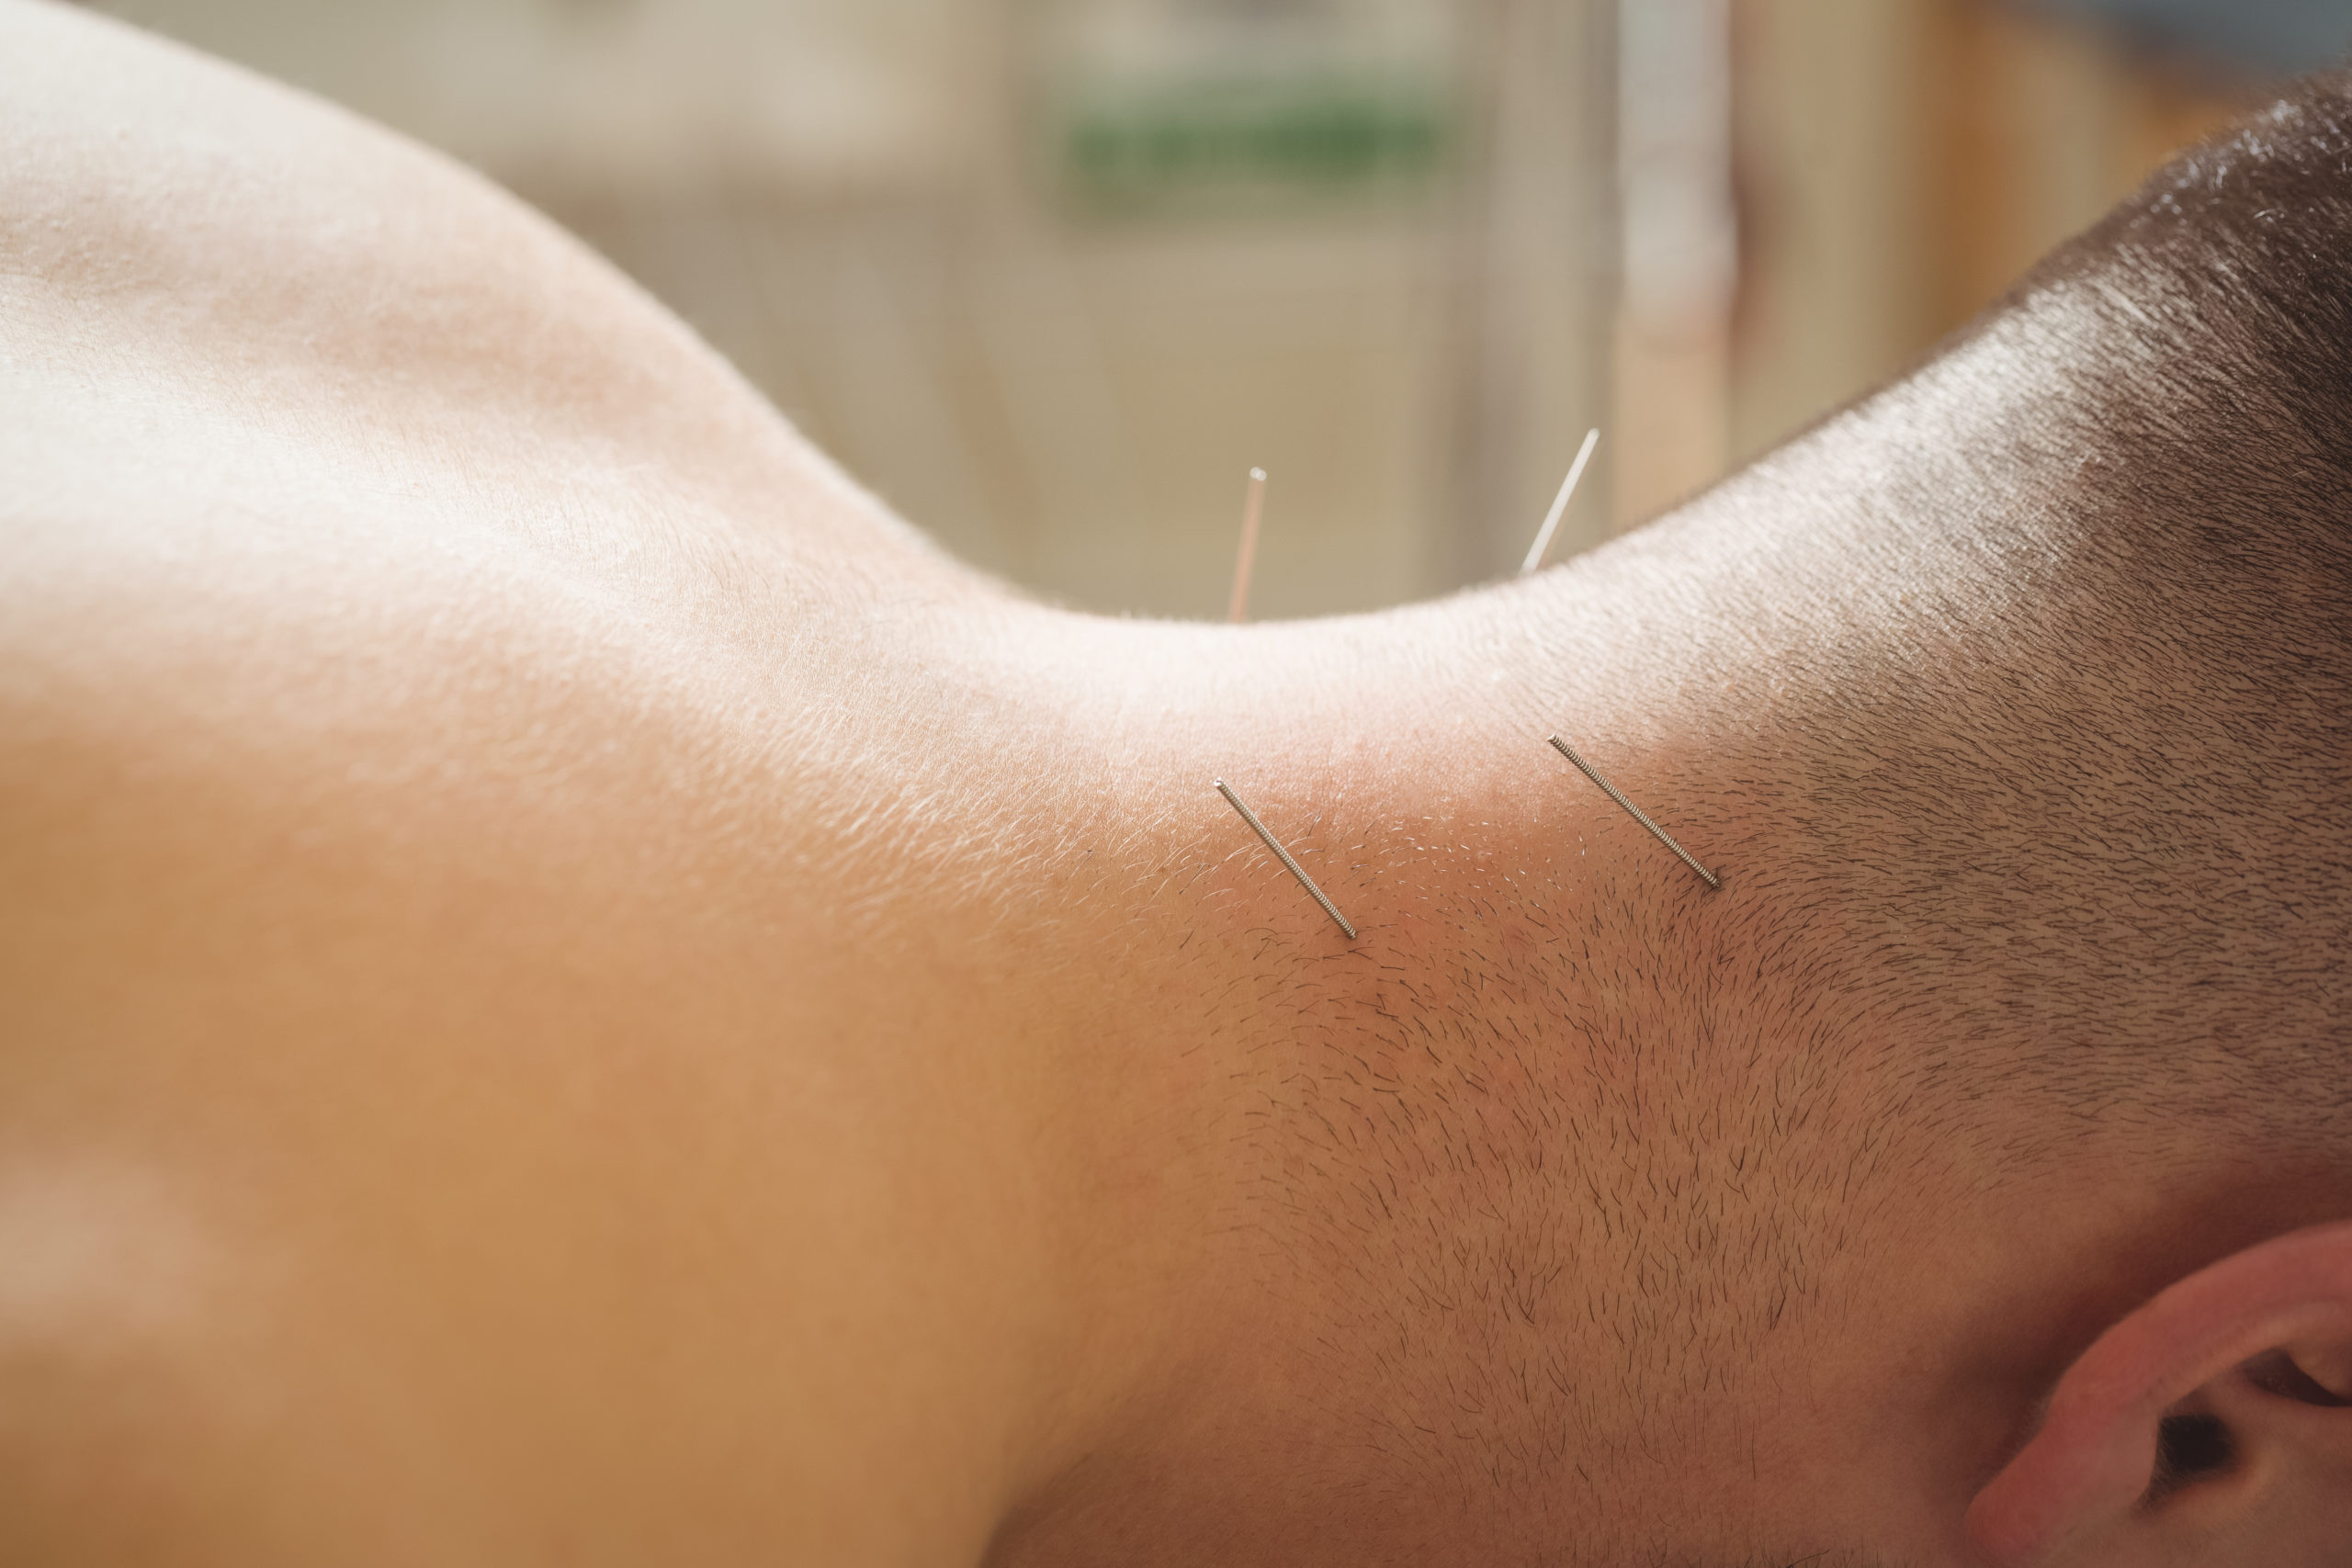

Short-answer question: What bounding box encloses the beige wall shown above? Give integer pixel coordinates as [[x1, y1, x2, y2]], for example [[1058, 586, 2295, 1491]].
[[1724, 0, 2248, 477], [1730, 0, 1943, 465]]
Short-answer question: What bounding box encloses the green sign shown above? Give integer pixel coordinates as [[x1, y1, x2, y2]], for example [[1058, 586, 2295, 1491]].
[[1049, 70, 1452, 213]]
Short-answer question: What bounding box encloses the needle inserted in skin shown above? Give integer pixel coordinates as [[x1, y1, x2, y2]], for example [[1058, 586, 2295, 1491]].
[[1546, 735, 1721, 890], [1520, 429, 1601, 577], [1215, 780, 1358, 938], [1227, 467, 1267, 623]]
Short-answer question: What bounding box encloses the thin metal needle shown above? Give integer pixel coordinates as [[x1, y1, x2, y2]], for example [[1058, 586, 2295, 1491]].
[[1215, 780, 1358, 938], [1546, 735, 1722, 890], [1227, 467, 1267, 623], [1520, 428, 1601, 576]]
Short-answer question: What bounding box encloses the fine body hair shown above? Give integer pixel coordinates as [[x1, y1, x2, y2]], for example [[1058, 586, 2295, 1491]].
[[1211, 74, 2352, 1566]]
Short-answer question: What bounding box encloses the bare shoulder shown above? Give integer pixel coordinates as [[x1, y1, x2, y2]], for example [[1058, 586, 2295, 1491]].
[[0, 13, 1031, 1563], [0, 0, 960, 1130], [0, 0, 955, 703], [0, 0, 974, 893], [0, 0, 798, 507], [0, 0, 784, 1012]]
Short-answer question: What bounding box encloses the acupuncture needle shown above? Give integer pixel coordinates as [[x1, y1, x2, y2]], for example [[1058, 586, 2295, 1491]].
[[1520, 429, 1601, 576], [1227, 467, 1267, 624], [1215, 779, 1358, 938], [1546, 735, 1721, 890]]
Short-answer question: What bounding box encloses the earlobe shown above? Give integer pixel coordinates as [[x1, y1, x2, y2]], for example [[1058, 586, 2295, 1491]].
[[1964, 1218, 2352, 1567]]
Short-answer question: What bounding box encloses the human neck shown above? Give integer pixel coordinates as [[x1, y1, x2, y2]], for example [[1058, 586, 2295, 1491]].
[[781, 550, 2352, 1564], [876, 584, 1745, 1564]]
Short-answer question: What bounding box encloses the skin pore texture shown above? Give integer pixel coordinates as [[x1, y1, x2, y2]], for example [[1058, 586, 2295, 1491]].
[[3, 4, 2349, 1565]]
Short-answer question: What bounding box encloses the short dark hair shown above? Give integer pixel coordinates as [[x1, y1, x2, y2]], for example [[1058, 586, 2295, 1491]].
[[1755, 70, 2352, 1176], [1217, 75, 2352, 1567]]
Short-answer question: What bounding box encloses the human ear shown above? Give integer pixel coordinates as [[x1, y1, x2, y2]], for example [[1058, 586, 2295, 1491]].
[[1965, 1218, 2352, 1566]]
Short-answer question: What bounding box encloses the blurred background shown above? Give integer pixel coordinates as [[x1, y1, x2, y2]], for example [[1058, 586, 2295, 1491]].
[[74, 0, 2352, 617]]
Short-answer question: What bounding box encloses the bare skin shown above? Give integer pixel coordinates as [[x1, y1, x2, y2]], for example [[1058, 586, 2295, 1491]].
[[4, 6, 2348, 1565]]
